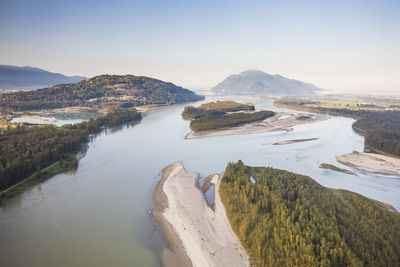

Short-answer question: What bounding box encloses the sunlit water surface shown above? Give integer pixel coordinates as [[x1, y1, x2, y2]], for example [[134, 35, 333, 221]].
[[1, 96, 399, 266]]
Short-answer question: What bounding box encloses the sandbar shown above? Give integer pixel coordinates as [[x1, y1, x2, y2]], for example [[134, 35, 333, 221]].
[[273, 137, 319, 145], [336, 151, 400, 176], [153, 162, 249, 267], [185, 113, 330, 139]]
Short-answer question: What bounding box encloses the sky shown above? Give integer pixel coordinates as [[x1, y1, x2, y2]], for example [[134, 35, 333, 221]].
[[0, 0, 399, 94]]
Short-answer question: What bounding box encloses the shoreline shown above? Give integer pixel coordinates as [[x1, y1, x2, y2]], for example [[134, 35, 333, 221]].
[[336, 151, 400, 177], [152, 163, 193, 267], [185, 113, 330, 139], [152, 162, 249, 267], [0, 153, 79, 206]]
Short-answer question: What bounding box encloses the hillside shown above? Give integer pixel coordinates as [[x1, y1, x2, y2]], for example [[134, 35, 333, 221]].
[[0, 74, 204, 110], [0, 65, 86, 90], [220, 161, 400, 267], [213, 70, 320, 95]]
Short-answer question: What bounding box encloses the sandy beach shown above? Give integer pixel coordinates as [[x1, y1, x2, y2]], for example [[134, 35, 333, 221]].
[[336, 151, 400, 176], [185, 113, 330, 139], [153, 162, 249, 267]]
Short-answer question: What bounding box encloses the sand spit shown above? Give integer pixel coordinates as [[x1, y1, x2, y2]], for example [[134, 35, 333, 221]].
[[319, 163, 356, 175], [273, 137, 319, 145], [185, 113, 330, 139], [337, 152, 400, 176], [153, 162, 249, 267]]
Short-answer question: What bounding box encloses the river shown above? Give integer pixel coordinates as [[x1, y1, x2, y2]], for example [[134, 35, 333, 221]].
[[1, 95, 399, 266]]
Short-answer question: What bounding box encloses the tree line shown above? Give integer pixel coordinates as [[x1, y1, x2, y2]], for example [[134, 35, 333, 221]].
[[275, 99, 400, 157], [190, 110, 274, 132], [220, 161, 400, 267], [0, 108, 142, 191], [182, 101, 273, 132]]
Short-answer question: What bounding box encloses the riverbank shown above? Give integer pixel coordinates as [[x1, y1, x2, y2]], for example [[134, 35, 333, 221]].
[[0, 153, 78, 206], [152, 162, 249, 267], [185, 113, 330, 139], [336, 151, 400, 176]]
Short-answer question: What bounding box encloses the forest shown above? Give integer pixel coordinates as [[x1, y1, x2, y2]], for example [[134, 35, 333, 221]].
[[0, 74, 204, 111], [190, 110, 274, 132], [220, 161, 400, 267], [275, 99, 400, 157], [0, 108, 142, 192], [353, 111, 400, 156], [182, 101, 273, 132], [182, 100, 255, 119]]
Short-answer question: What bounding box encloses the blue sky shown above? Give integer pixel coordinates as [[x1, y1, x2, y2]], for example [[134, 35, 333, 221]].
[[1, 0, 399, 93]]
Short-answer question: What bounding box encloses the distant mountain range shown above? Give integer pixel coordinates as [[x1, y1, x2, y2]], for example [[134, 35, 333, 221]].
[[212, 70, 321, 95], [0, 65, 87, 90], [0, 74, 204, 110]]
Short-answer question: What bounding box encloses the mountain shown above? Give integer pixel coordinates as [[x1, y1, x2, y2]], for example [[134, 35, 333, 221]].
[[0, 65, 87, 90], [0, 74, 204, 110], [212, 70, 321, 95]]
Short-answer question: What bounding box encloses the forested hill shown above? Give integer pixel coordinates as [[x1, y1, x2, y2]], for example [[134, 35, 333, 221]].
[[220, 161, 400, 267], [0, 74, 204, 110]]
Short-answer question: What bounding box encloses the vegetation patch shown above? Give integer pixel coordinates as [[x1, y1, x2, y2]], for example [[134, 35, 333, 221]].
[[0, 108, 142, 195], [0, 153, 77, 205], [220, 161, 400, 266], [0, 74, 204, 111], [182, 100, 255, 119], [182, 101, 273, 132], [275, 99, 400, 157]]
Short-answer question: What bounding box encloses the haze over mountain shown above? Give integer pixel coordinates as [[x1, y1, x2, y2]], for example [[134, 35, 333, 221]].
[[0, 65, 87, 90], [0, 74, 204, 110], [213, 70, 321, 96]]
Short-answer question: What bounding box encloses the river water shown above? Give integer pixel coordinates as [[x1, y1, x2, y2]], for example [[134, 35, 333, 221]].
[[1, 95, 399, 266]]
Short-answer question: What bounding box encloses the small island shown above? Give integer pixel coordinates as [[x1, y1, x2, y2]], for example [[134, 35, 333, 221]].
[[182, 100, 255, 119], [183, 101, 329, 139], [182, 101, 274, 133]]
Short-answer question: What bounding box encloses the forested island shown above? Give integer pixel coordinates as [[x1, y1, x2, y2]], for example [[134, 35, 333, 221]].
[[182, 101, 274, 132], [275, 99, 400, 157], [220, 161, 400, 266], [0, 74, 204, 111], [0, 108, 142, 203], [182, 100, 255, 119]]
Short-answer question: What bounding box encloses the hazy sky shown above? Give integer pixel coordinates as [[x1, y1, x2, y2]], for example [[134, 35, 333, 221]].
[[1, 0, 399, 94]]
